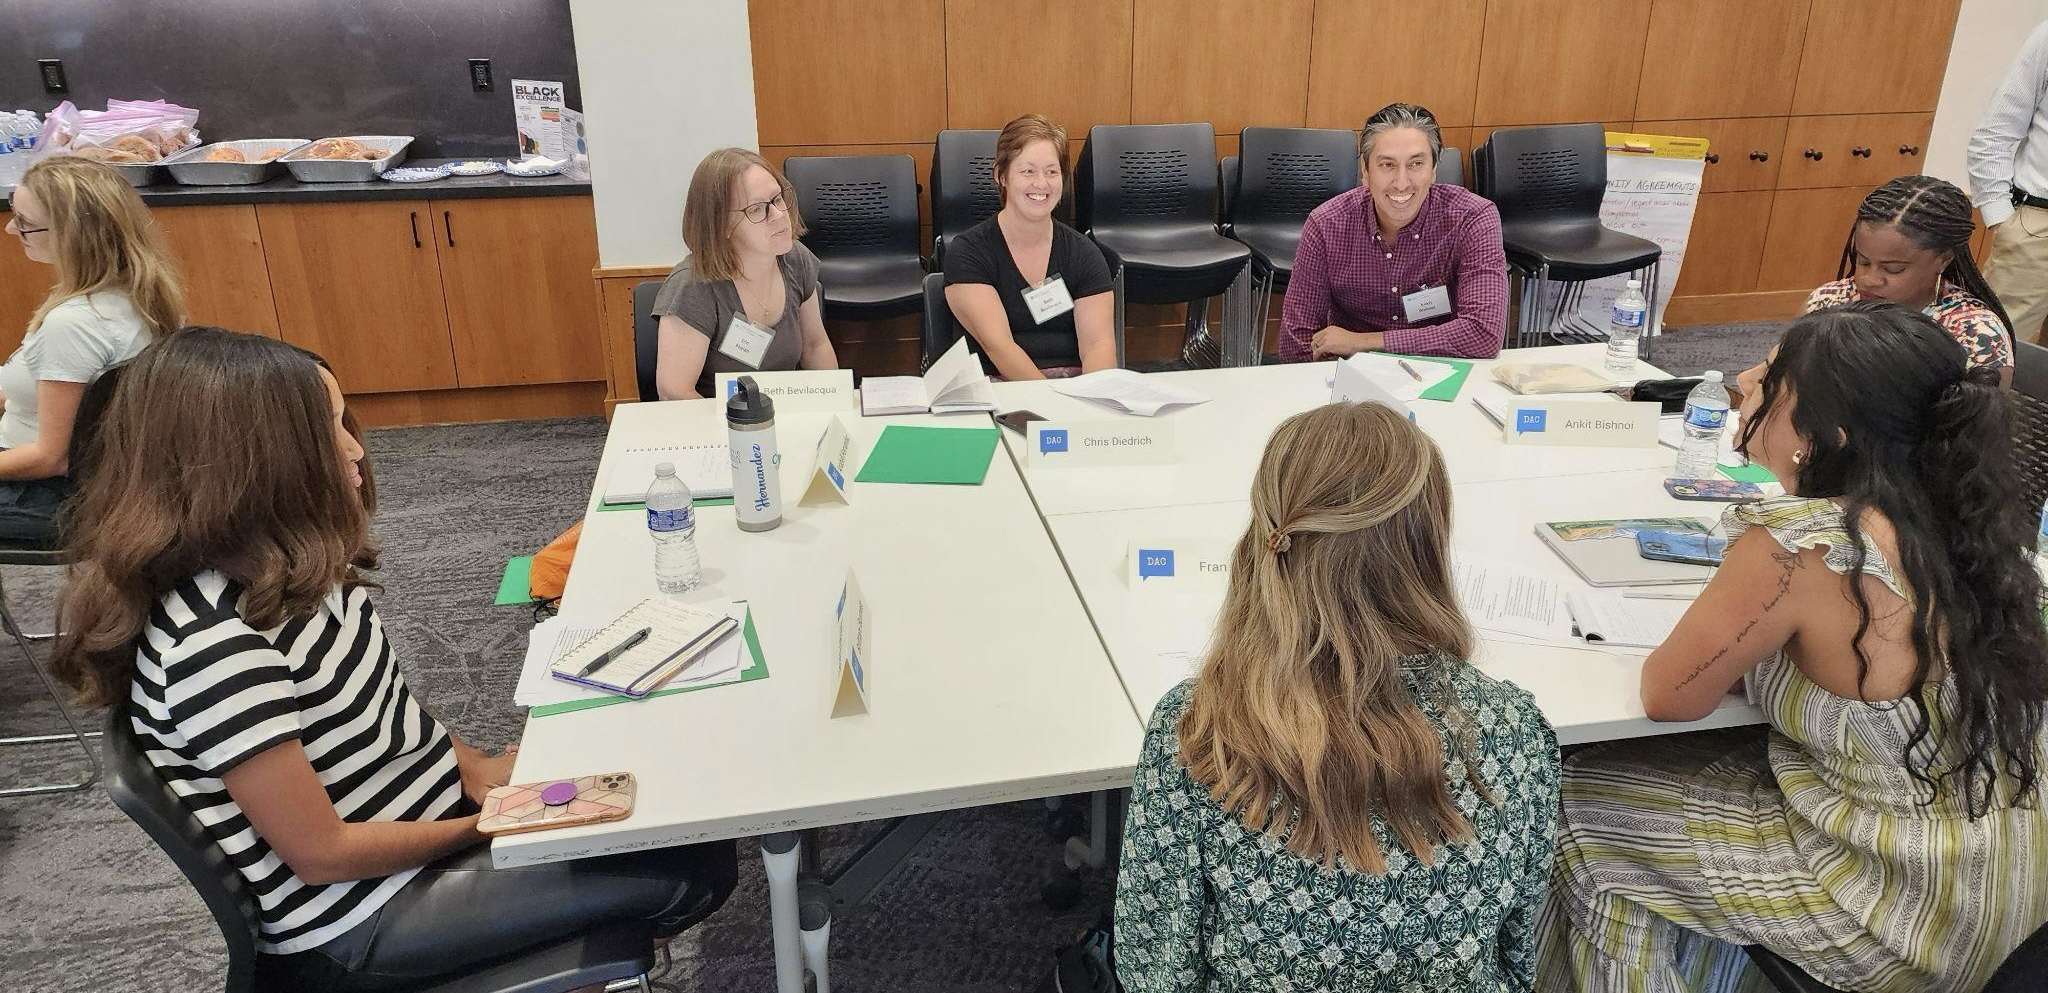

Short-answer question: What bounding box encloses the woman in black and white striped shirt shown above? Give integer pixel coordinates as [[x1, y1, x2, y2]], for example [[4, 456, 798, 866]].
[[53, 328, 735, 987]]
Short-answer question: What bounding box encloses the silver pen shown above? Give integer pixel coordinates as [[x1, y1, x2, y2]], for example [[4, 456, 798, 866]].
[[1397, 359, 1425, 382]]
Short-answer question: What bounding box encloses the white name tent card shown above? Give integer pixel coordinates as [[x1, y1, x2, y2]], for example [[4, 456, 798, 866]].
[[830, 569, 873, 719], [1027, 420, 1176, 467], [1049, 369, 1211, 417], [715, 369, 856, 412], [1331, 357, 1418, 420], [1498, 399, 1660, 448], [798, 416, 855, 506], [1127, 538, 1235, 590]]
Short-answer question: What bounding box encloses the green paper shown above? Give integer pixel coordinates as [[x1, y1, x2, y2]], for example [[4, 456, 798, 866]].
[[855, 425, 1001, 485], [1717, 462, 1777, 484], [1385, 353, 1474, 401], [495, 556, 534, 606], [530, 608, 770, 717], [596, 496, 734, 513]]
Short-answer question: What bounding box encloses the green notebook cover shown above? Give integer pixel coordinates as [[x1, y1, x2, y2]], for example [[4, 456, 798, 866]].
[[530, 607, 769, 718], [596, 496, 734, 513], [1384, 353, 1474, 401], [855, 425, 1001, 485]]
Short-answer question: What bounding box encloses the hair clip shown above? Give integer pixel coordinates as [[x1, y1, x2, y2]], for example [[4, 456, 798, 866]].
[[1266, 529, 1293, 554]]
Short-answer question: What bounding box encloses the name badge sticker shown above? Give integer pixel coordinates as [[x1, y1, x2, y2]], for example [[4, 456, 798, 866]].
[[1401, 284, 1452, 323], [717, 312, 777, 368], [1022, 275, 1076, 324]]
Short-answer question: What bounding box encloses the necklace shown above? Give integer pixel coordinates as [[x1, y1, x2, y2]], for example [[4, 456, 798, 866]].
[[735, 264, 780, 326]]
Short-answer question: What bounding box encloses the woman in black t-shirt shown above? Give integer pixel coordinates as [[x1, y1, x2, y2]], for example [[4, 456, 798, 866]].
[[942, 115, 1116, 379]]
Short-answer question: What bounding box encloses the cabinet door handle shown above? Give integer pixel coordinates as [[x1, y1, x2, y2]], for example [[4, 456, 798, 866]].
[[1749, 150, 1770, 162], [409, 211, 421, 249], [1804, 148, 1824, 161], [1899, 144, 1921, 156], [1704, 152, 1720, 164], [444, 210, 456, 247], [1852, 146, 1872, 157]]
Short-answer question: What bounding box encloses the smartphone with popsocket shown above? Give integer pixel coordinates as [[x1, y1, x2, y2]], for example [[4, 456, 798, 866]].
[[1663, 478, 1765, 502], [1636, 529, 1726, 567], [477, 772, 636, 836]]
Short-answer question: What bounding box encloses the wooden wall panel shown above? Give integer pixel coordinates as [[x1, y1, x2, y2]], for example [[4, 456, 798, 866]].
[[1130, 0, 1314, 133], [0, 235, 53, 356], [945, 0, 1131, 135], [1674, 191, 1772, 296], [1758, 186, 1869, 291], [1792, 0, 1962, 115], [1634, 0, 1809, 120], [1633, 117, 1787, 193], [1777, 114, 1934, 189], [749, 0, 948, 145], [154, 205, 281, 338], [1473, 0, 1652, 127], [1305, 0, 1485, 129]]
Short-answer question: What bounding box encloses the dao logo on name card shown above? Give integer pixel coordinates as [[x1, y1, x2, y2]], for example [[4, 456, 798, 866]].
[[1137, 549, 1175, 580], [1516, 409, 1548, 434], [1039, 429, 1070, 454]]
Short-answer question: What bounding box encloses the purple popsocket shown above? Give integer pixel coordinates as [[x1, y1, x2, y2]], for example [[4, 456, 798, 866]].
[[540, 781, 578, 806]]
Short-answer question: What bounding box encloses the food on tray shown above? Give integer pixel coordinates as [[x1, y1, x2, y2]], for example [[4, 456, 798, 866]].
[[204, 146, 247, 163], [109, 135, 163, 161], [303, 137, 377, 160], [257, 148, 284, 162], [73, 145, 146, 164]]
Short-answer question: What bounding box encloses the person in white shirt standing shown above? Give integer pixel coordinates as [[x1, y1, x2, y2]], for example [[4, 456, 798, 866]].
[[1971, 19, 2048, 345]]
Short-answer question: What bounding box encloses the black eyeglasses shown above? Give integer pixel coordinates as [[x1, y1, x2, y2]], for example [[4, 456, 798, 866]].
[[12, 222, 47, 236], [733, 191, 789, 224]]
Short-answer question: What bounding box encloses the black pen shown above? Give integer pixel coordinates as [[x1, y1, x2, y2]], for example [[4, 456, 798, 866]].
[[577, 627, 650, 677]]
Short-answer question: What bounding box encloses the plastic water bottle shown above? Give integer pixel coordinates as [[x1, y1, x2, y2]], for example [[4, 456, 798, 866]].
[[1674, 371, 1731, 479], [646, 462, 702, 594], [1605, 279, 1647, 376]]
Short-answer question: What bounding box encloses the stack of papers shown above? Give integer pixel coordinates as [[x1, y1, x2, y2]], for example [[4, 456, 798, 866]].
[[1050, 369, 1210, 416], [861, 337, 997, 415], [1337, 354, 1458, 403], [1451, 556, 1572, 641], [516, 600, 752, 710]]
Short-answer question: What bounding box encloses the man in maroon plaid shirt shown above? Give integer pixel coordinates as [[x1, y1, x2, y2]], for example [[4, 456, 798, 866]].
[[1279, 103, 1509, 362]]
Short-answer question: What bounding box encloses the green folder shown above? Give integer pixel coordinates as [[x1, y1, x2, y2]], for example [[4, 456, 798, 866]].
[[1384, 353, 1474, 401], [530, 608, 770, 718], [596, 496, 734, 513], [495, 556, 534, 606], [855, 425, 1001, 485], [1717, 462, 1777, 484]]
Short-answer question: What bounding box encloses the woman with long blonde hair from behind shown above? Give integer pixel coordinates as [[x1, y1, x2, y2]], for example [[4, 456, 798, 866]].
[[1113, 402, 1562, 992], [0, 155, 183, 541]]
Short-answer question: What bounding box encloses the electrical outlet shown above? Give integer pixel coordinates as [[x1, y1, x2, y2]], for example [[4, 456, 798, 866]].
[[468, 58, 492, 92], [38, 59, 66, 94]]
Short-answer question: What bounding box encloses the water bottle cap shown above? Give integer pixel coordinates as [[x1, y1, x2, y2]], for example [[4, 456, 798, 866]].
[[725, 375, 775, 425], [1702, 370, 1723, 383], [1625, 279, 1641, 289], [653, 462, 676, 476]]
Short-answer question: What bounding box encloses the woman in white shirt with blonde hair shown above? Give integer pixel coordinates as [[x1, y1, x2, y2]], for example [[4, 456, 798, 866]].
[[0, 154, 184, 542]]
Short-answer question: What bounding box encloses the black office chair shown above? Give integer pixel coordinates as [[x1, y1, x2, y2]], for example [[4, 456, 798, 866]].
[[631, 279, 663, 402], [2012, 339, 2048, 515], [100, 703, 665, 993], [1748, 917, 2048, 993], [919, 272, 963, 372], [1476, 124, 1662, 348], [784, 154, 926, 321], [0, 364, 125, 798], [1225, 127, 1360, 359], [1436, 145, 1465, 188], [1076, 123, 1252, 369], [931, 130, 1001, 270]]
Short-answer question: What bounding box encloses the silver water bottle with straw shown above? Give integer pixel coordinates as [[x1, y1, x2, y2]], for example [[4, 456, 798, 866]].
[[727, 376, 783, 532]]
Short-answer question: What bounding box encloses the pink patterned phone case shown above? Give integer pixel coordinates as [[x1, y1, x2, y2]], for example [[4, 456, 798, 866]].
[[477, 772, 636, 836]]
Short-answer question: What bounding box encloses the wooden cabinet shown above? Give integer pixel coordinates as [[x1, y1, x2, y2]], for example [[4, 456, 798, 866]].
[[1131, 0, 1314, 133], [1792, 0, 1962, 115], [749, 0, 947, 145], [1777, 114, 1934, 189], [1635, 117, 1787, 193], [1307, 0, 1485, 128], [154, 205, 279, 338], [944, 0, 1132, 134], [0, 239, 52, 356], [258, 201, 459, 393], [1758, 186, 1870, 291], [1675, 191, 1773, 295], [432, 197, 602, 387], [1474, 0, 1652, 127], [1635, 0, 1810, 120]]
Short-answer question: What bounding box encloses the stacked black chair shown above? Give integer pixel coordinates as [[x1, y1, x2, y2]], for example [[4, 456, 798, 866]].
[[919, 272, 963, 371], [631, 279, 664, 402], [783, 154, 925, 321], [1436, 145, 1465, 188], [1475, 124, 1662, 348], [1076, 123, 1252, 368], [1221, 127, 1360, 356], [930, 130, 1002, 270], [2013, 339, 2048, 514], [101, 703, 670, 993]]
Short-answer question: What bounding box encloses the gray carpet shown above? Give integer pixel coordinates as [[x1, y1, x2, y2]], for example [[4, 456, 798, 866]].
[[0, 320, 1782, 993]]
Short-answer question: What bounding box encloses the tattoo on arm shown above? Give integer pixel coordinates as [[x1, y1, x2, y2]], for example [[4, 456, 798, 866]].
[[1674, 548, 1803, 690]]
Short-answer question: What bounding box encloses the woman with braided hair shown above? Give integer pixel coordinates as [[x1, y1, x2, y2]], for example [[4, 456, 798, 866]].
[[1804, 174, 2016, 385]]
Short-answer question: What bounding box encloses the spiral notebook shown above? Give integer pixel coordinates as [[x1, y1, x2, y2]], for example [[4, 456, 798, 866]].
[[602, 443, 732, 504], [548, 598, 742, 698]]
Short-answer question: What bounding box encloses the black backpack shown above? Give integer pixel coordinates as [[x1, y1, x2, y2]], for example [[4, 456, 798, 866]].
[[1038, 917, 1120, 993]]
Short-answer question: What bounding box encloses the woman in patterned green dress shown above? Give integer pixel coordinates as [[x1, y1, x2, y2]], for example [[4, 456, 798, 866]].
[[1114, 402, 1563, 992], [1536, 301, 2048, 992]]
